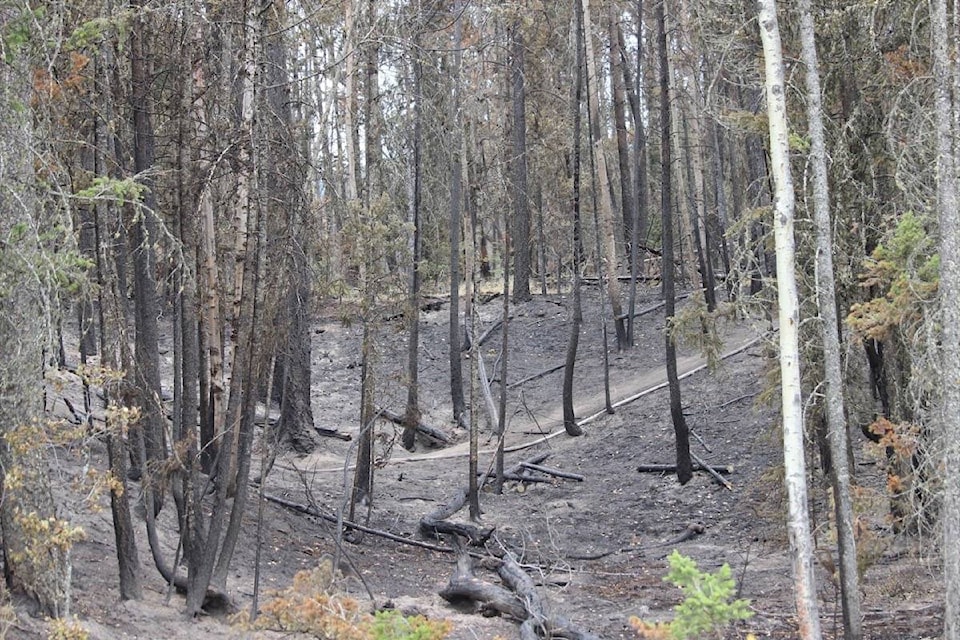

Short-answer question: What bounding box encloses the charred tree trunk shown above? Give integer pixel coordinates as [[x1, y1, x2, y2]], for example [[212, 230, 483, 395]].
[[657, 0, 692, 485], [563, 0, 586, 438]]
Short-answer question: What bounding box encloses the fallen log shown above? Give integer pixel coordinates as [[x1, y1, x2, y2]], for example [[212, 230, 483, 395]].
[[691, 452, 733, 491], [636, 463, 734, 474], [566, 522, 706, 561], [507, 363, 565, 389], [377, 407, 452, 445], [264, 493, 452, 554], [497, 554, 602, 640], [439, 552, 527, 620], [519, 461, 584, 482], [418, 486, 494, 545], [314, 427, 352, 442]]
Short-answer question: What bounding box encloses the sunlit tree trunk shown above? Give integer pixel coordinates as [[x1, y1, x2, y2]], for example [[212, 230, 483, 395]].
[[757, 1, 823, 637], [797, 1, 862, 637]]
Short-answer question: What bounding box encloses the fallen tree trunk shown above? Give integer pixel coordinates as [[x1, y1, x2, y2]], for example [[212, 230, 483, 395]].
[[691, 452, 733, 490], [418, 485, 494, 545], [439, 552, 527, 620], [507, 363, 565, 389], [519, 461, 584, 482], [498, 554, 602, 640], [377, 407, 452, 445], [636, 463, 733, 474], [314, 427, 352, 441], [264, 493, 453, 553]]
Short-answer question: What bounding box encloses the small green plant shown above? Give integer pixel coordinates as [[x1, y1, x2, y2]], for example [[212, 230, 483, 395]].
[[364, 609, 451, 640], [630, 550, 753, 640]]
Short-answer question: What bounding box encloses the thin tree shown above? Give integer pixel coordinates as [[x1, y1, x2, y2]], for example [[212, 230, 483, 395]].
[[757, 0, 823, 636], [657, 0, 692, 485], [448, 0, 467, 428], [931, 0, 960, 637], [129, 0, 166, 514], [581, 0, 628, 347], [562, 0, 586, 438], [510, 18, 532, 303], [797, 1, 862, 636], [403, 45, 424, 452]]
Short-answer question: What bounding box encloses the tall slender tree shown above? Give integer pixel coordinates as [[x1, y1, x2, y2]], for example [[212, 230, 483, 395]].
[[758, 0, 823, 636], [931, 1, 960, 637], [797, 1, 862, 636], [448, 0, 467, 428], [562, 0, 586, 438], [658, 0, 692, 485], [510, 18, 532, 303]]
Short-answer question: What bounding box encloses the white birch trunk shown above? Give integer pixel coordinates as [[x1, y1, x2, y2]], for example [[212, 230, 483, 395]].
[[931, 1, 960, 637], [797, 1, 862, 637], [756, 1, 823, 637]]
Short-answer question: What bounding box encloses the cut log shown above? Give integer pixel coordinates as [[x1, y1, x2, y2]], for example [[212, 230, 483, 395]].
[[377, 407, 452, 445]]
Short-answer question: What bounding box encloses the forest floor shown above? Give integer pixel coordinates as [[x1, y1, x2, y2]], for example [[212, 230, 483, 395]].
[[19, 285, 946, 639]]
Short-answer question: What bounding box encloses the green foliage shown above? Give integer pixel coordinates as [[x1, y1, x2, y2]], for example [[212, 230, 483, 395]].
[[630, 551, 752, 640], [75, 176, 147, 206], [365, 610, 451, 640], [0, 6, 43, 63], [847, 211, 938, 340]]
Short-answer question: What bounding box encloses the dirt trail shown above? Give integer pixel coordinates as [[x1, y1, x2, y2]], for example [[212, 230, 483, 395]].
[[298, 322, 762, 470]]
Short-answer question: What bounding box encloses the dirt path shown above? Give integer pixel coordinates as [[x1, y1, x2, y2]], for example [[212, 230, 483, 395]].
[[298, 323, 761, 469]]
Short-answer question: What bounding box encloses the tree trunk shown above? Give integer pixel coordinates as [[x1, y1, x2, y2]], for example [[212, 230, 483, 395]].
[[0, 40, 72, 617], [931, 1, 960, 637], [563, 0, 586, 438], [403, 50, 423, 452], [581, 0, 627, 348], [129, 0, 166, 515], [268, 1, 317, 455], [608, 6, 635, 266], [510, 21, 532, 303], [449, 0, 467, 428], [92, 48, 142, 599], [757, 1, 823, 636], [797, 2, 862, 637], [657, 0, 692, 486]]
